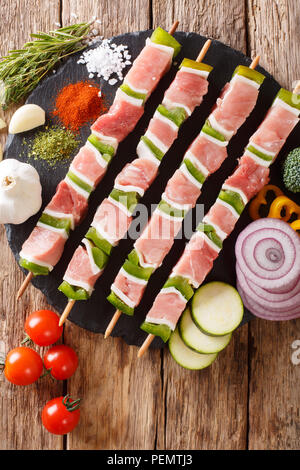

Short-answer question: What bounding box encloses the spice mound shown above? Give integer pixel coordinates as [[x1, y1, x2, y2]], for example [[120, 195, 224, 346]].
[[53, 81, 105, 132], [28, 126, 78, 167]]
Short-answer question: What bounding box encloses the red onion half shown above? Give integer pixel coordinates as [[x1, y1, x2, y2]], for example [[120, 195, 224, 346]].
[[235, 218, 300, 292], [235, 218, 300, 321], [237, 264, 300, 312], [237, 281, 300, 321]]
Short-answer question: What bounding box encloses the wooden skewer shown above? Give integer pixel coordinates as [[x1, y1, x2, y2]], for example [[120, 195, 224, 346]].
[[105, 40, 212, 340], [16, 272, 33, 300], [196, 39, 211, 62], [57, 22, 181, 327], [137, 334, 155, 357], [59, 299, 76, 327], [168, 20, 179, 36], [104, 310, 122, 338], [138, 53, 262, 357], [250, 54, 260, 69]]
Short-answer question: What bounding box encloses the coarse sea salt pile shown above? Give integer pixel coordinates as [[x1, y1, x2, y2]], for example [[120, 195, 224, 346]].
[[77, 39, 131, 83]]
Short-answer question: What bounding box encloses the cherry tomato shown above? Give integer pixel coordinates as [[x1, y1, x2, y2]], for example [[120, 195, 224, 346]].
[[24, 310, 63, 346], [4, 347, 43, 386], [44, 345, 78, 380], [42, 395, 80, 435]]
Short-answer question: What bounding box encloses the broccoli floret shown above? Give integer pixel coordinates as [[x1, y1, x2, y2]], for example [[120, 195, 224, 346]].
[[283, 148, 300, 193]]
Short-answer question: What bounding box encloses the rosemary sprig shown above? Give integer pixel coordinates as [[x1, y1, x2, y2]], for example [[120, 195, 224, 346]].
[[0, 23, 91, 108]]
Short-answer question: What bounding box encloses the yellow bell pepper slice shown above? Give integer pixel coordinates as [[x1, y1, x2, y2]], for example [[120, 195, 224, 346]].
[[268, 195, 300, 228], [249, 185, 284, 220], [291, 219, 300, 231]]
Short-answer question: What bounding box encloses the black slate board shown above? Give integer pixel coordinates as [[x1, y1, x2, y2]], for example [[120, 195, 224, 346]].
[[5, 31, 300, 348]]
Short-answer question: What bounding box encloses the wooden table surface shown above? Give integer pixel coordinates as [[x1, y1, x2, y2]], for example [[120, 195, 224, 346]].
[[0, 0, 299, 450]]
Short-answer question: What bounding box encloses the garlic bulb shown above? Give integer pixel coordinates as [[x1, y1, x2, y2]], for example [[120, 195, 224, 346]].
[[0, 159, 42, 224]]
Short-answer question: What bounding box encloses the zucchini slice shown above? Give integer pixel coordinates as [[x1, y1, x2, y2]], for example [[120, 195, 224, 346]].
[[169, 327, 218, 370], [179, 308, 231, 354], [191, 281, 243, 336]]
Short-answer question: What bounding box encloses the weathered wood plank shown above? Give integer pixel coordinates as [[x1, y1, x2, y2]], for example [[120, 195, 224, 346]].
[[152, 0, 247, 50], [247, 319, 300, 450], [152, 0, 249, 450], [247, 0, 300, 450], [62, 0, 150, 35], [65, 324, 162, 449], [159, 328, 249, 450], [0, 0, 64, 450], [61, 1, 162, 450], [247, 0, 300, 89]]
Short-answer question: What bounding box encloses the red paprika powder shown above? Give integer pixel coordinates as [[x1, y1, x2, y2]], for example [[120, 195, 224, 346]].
[[53, 81, 107, 132]]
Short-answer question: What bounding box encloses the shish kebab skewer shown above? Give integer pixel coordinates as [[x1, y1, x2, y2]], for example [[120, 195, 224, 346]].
[[105, 54, 263, 338], [16, 21, 180, 300], [58, 38, 213, 326], [138, 80, 300, 357]]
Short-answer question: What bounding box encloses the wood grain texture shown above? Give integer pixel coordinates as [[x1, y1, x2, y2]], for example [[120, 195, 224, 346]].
[[247, 0, 300, 450], [62, 0, 150, 35], [60, 0, 163, 451], [152, 0, 247, 50], [158, 328, 249, 450], [64, 324, 162, 450], [0, 0, 299, 451], [248, 319, 300, 450], [247, 0, 300, 89], [153, 0, 249, 450], [0, 1, 64, 450]]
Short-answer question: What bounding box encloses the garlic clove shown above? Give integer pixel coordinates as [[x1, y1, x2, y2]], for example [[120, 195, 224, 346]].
[[9, 104, 46, 134]]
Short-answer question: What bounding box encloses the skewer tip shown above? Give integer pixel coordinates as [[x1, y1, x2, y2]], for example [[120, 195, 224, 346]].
[[104, 310, 122, 338], [16, 272, 34, 300], [250, 54, 260, 69], [168, 20, 179, 36], [196, 39, 212, 63], [59, 299, 76, 326], [138, 334, 155, 358]]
